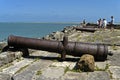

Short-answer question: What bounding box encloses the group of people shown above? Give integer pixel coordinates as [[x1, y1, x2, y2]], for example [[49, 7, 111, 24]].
[[97, 18, 107, 28], [97, 16, 114, 29]]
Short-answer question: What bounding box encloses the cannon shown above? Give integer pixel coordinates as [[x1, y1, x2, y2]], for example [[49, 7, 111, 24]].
[[6, 35, 112, 61], [74, 27, 97, 32]]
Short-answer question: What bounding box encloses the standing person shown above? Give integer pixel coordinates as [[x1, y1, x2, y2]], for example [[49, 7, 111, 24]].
[[97, 19, 99, 28], [111, 16, 114, 24], [97, 18, 102, 28], [110, 16, 114, 30], [102, 19, 107, 29], [83, 19, 86, 27]]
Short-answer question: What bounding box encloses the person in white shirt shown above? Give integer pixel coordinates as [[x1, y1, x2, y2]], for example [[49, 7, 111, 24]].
[[102, 19, 107, 29]]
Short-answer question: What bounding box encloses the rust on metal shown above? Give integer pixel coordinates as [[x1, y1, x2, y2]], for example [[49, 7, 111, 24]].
[[74, 27, 97, 32], [61, 36, 68, 60], [7, 35, 112, 61]]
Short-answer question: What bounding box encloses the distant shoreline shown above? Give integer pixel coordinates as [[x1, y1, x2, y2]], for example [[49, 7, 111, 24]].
[[0, 22, 120, 25]]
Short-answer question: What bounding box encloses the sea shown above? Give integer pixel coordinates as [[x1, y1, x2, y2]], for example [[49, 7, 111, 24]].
[[0, 22, 78, 42]]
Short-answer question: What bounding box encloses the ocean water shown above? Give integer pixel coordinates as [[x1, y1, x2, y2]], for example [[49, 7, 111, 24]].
[[0, 22, 77, 41]]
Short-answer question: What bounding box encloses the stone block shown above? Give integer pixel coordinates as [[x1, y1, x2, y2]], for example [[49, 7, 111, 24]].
[[0, 53, 8, 64], [0, 51, 22, 67], [15, 52, 22, 59]]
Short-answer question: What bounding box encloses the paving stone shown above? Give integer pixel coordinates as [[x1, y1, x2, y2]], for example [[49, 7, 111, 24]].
[[13, 60, 53, 80], [95, 61, 110, 70], [109, 66, 120, 79], [95, 62, 106, 69], [2, 58, 33, 76], [31, 50, 59, 57], [51, 61, 76, 70], [47, 52, 59, 58], [62, 71, 110, 80], [30, 51, 52, 57], [36, 67, 64, 80], [88, 71, 110, 80], [0, 73, 11, 80], [61, 71, 88, 80]]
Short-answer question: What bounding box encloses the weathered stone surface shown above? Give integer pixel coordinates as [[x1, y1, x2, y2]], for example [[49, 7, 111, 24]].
[[30, 49, 58, 57], [0, 53, 8, 66], [0, 73, 11, 80], [0, 42, 7, 50], [0, 51, 22, 67], [51, 61, 76, 70], [107, 50, 120, 66], [77, 54, 95, 72], [53, 31, 64, 41], [62, 26, 75, 35], [30, 50, 53, 57], [62, 71, 110, 80], [13, 60, 53, 80], [68, 32, 82, 41], [43, 31, 64, 41], [36, 67, 64, 80], [0, 51, 15, 66], [88, 71, 110, 80], [95, 61, 110, 70], [2, 58, 33, 76], [62, 71, 88, 80], [109, 66, 120, 79], [15, 52, 22, 59]]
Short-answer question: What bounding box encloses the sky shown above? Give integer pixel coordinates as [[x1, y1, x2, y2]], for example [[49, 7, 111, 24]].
[[0, 0, 120, 23]]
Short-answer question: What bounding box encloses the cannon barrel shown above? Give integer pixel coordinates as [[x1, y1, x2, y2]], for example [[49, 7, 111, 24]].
[[74, 27, 97, 32], [8, 35, 63, 53], [7, 35, 112, 61]]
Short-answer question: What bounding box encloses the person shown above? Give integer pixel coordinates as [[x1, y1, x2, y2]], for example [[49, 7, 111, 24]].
[[97, 18, 102, 28], [82, 19, 86, 27], [111, 16, 114, 24], [102, 19, 107, 29], [97, 19, 99, 28], [110, 16, 114, 30]]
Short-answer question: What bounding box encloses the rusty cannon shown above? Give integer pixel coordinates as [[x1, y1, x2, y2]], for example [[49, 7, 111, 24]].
[[6, 35, 113, 61], [74, 27, 97, 33]]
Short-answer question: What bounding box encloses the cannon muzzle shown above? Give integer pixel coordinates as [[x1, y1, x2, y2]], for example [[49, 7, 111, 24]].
[[7, 35, 112, 61]]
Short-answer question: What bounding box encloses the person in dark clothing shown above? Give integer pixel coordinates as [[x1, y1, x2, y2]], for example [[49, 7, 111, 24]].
[[110, 16, 114, 30]]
